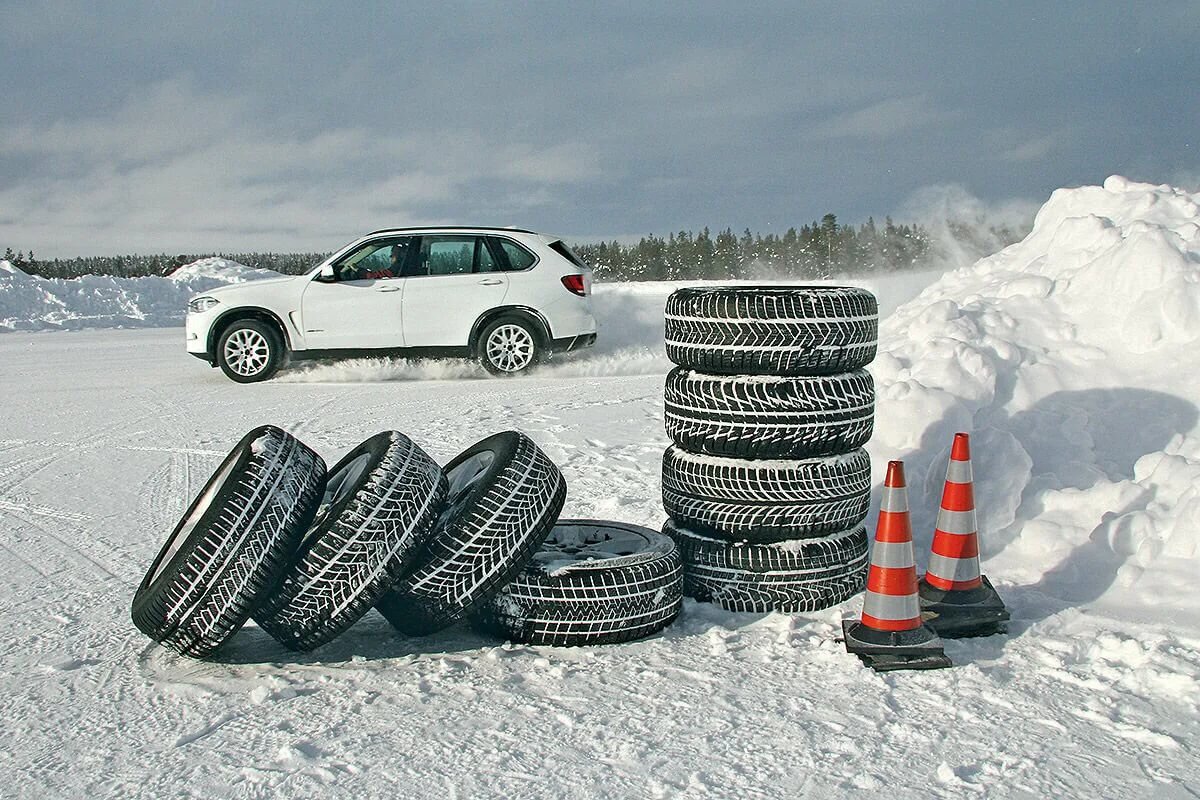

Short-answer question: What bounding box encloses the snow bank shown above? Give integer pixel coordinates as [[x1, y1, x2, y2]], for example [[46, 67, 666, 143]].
[[0, 257, 280, 331], [871, 176, 1200, 615], [166, 256, 279, 284]]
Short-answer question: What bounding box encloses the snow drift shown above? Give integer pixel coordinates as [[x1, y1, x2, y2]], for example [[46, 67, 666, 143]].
[[871, 175, 1200, 617], [0, 257, 280, 331]]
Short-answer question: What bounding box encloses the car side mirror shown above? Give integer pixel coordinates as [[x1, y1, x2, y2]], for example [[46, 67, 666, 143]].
[[315, 264, 336, 283]]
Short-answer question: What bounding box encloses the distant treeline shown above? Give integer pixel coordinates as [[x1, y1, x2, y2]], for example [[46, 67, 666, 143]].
[[3, 214, 1021, 281], [577, 215, 931, 282]]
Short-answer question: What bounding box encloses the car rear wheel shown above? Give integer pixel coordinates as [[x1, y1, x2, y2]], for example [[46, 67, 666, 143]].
[[479, 315, 542, 375], [217, 319, 284, 383]]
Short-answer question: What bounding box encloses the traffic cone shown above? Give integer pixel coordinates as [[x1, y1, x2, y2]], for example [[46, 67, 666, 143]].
[[843, 461, 951, 672], [918, 433, 1009, 637]]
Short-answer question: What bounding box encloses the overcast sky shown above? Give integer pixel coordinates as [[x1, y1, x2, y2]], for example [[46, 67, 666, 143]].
[[1, 2, 1197, 257]]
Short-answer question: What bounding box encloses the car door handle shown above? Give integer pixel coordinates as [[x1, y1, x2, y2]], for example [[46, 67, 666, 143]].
[[478, 278, 503, 285], [375, 285, 400, 292]]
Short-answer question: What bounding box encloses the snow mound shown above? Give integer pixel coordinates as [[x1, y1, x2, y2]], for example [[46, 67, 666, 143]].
[[0, 257, 281, 331], [167, 256, 279, 283], [871, 176, 1200, 615]]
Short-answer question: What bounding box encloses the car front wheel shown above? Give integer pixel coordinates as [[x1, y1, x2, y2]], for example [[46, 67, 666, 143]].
[[478, 316, 542, 375], [217, 319, 284, 383]]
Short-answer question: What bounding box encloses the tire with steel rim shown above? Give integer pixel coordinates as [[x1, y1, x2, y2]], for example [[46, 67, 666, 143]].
[[479, 315, 542, 375], [130, 426, 327, 658], [662, 446, 872, 542], [376, 431, 566, 636], [253, 432, 448, 651], [664, 519, 868, 613], [473, 519, 683, 646], [664, 286, 878, 376], [217, 318, 284, 383]]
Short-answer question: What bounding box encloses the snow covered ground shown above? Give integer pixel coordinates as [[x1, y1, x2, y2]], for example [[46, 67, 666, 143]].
[[2, 178, 1199, 798]]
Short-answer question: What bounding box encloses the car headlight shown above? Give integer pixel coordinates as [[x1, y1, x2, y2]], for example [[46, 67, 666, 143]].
[[188, 296, 219, 313]]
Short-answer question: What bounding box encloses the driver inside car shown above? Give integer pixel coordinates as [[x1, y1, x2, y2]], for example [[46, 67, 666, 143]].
[[338, 243, 406, 281]]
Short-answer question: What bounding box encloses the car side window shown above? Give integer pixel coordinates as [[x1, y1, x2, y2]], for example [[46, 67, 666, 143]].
[[493, 237, 537, 271], [408, 235, 497, 276], [332, 237, 413, 281]]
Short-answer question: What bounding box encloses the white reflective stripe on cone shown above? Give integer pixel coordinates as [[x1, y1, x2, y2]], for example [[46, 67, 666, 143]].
[[863, 591, 921, 622], [869, 540, 916, 569], [927, 552, 981, 583], [879, 488, 908, 513], [933, 508, 977, 535], [945, 459, 972, 484]]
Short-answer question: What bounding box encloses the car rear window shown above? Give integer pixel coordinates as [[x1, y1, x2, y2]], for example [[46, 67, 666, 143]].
[[549, 240, 588, 270]]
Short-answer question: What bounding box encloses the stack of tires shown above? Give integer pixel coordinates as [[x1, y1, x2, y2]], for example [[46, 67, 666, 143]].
[[661, 286, 879, 612], [131, 427, 683, 658]]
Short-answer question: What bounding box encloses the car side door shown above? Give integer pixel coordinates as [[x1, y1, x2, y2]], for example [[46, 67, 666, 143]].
[[400, 234, 510, 347], [299, 237, 414, 350]]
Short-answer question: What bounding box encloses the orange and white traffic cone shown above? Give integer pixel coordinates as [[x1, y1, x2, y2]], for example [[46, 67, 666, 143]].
[[918, 433, 1009, 637], [843, 461, 951, 672]]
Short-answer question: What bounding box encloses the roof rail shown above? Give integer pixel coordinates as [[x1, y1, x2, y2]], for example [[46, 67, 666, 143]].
[[365, 225, 537, 236]]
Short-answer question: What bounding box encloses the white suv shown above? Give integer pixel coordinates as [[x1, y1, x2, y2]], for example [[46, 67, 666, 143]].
[[186, 227, 597, 382]]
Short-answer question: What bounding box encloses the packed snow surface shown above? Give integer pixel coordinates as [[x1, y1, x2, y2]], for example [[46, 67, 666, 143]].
[[1, 178, 1199, 798]]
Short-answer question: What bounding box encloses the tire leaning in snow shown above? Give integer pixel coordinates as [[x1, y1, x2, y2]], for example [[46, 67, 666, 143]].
[[130, 426, 326, 658], [253, 432, 448, 651], [376, 431, 567, 636], [664, 286, 878, 376], [663, 520, 868, 613], [664, 367, 875, 459], [472, 519, 683, 647], [661, 446, 871, 542]]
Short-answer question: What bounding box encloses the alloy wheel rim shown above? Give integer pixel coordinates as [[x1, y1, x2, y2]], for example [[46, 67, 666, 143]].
[[224, 329, 271, 376], [486, 324, 534, 372], [534, 524, 649, 566]]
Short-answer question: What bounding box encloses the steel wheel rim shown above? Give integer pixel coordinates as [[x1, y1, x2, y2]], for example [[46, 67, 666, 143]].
[[224, 329, 271, 376], [486, 324, 534, 372]]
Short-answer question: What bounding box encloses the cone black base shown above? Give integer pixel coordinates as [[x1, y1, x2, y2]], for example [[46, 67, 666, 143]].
[[918, 574, 1009, 638], [842, 619, 951, 671], [855, 652, 954, 672]]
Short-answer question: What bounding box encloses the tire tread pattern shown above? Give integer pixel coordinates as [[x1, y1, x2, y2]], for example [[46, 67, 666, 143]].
[[473, 526, 683, 646], [664, 520, 868, 613], [662, 446, 871, 541], [254, 433, 448, 651], [664, 368, 875, 458], [665, 286, 878, 376], [130, 427, 326, 658], [378, 433, 567, 636]]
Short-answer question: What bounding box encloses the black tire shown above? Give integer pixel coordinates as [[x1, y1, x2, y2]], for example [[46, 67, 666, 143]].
[[664, 286, 878, 376], [664, 520, 868, 613], [253, 432, 448, 651], [478, 315, 544, 376], [664, 368, 875, 458], [376, 431, 567, 636], [472, 519, 683, 647], [130, 426, 326, 658], [217, 318, 285, 383], [661, 446, 871, 542]]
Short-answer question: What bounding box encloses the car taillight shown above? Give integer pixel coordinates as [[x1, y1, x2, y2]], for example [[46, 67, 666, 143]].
[[561, 274, 587, 296]]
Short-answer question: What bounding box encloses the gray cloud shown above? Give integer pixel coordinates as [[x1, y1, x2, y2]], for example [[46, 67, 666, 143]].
[[1, 2, 1197, 257]]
